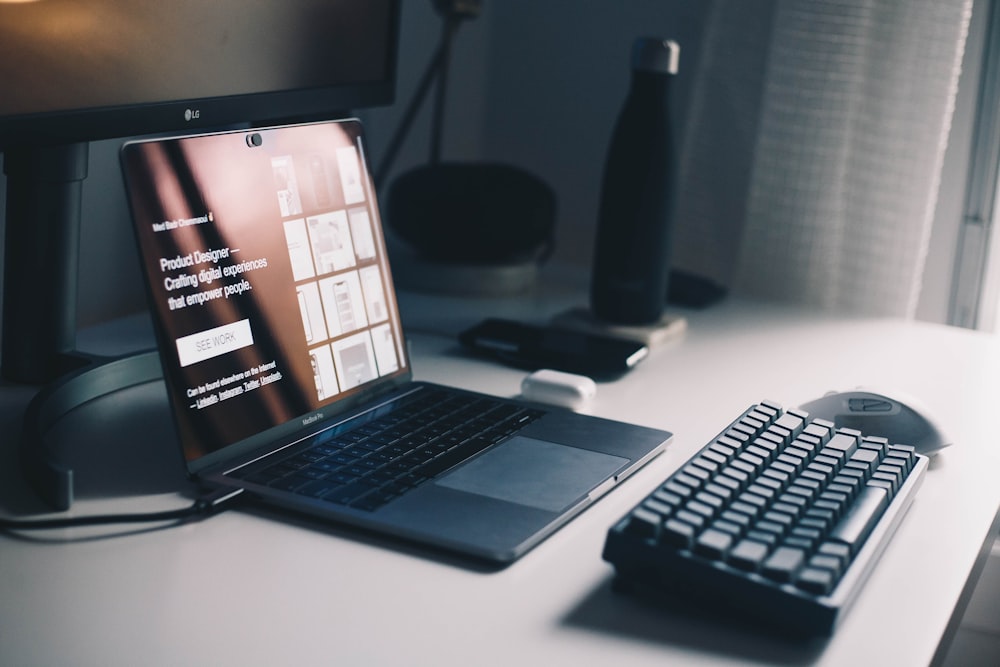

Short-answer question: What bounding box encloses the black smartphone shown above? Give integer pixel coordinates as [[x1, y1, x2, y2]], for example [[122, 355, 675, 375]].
[[457, 318, 648, 379]]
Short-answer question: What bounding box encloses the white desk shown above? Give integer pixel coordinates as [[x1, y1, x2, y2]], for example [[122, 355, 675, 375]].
[[2, 279, 1000, 666]]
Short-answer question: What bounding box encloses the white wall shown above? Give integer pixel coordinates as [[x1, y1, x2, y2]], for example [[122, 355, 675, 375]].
[[364, 1, 705, 268], [0, 1, 981, 332], [360, 0, 493, 174], [366, 0, 981, 324]]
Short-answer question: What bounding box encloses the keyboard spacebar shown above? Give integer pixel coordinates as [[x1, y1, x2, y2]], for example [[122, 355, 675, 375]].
[[829, 485, 888, 553], [420, 437, 494, 477]]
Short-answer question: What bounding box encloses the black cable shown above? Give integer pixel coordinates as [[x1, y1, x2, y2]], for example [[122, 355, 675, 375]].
[[374, 35, 451, 189], [373, 2, 479, 189], [0, 488, 245, 531], [429, 15, 461, 165]]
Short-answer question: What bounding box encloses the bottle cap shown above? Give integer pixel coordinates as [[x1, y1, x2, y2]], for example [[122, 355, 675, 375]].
[[631, 38, 680, 75]]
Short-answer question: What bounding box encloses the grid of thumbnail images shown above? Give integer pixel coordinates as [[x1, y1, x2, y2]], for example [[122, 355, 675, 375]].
[[274, 146, 401, 403]]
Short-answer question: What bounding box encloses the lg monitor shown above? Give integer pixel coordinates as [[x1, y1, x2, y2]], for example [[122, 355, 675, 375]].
[[0, 0, 401, 383]]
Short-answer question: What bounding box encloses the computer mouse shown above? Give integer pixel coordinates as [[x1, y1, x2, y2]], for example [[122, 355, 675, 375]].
[[799, 389, 951, 456]]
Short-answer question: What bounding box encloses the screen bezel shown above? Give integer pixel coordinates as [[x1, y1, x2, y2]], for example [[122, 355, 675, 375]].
[[0, 1, 401, 149], [0, 82, 397, 149], [121, 120, 413, 473], [0, 1, 401, 385]]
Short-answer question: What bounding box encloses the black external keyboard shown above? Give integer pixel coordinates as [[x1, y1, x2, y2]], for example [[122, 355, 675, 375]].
[[602, 400, 928, 635]]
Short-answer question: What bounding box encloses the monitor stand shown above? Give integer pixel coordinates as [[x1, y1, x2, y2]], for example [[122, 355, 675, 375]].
[[2, 143, 94, 382], [2, 143, 163, 510]]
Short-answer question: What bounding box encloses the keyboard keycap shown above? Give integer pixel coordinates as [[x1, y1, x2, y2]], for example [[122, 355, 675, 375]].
[[728, 539, 769, 571], [624, 508, 662, 539], [420, 436, 494, 477], [796, 566, 835, 595], [695, 528, 733, 558], [662, 519, 696, 548], [829, 485, 888, 553], [325, 481, 377, 505], [762, 545, 806, 582]]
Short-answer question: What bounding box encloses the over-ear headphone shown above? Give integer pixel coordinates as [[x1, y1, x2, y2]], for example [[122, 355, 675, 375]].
[[20, 351, 163, 510], [386, 162, 556, 264]]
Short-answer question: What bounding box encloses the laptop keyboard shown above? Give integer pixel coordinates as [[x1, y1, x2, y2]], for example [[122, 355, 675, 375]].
[[234, 388, 545, 511]]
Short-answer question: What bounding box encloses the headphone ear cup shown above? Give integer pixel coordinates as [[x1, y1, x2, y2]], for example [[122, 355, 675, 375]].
[[386, 163, 556, 263]]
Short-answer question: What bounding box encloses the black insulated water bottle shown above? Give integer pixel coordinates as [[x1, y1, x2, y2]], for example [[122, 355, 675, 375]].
[[590, 38, 679, 325]]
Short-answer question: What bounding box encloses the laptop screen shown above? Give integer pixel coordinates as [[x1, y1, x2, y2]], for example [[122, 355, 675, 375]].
[[121, 120, 409, 466]]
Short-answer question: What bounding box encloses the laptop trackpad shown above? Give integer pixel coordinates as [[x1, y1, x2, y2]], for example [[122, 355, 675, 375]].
[[435, 436, 628, 513]]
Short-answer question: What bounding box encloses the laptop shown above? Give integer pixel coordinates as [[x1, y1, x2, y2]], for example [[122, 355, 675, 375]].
[[120, 119, 671, 563]]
